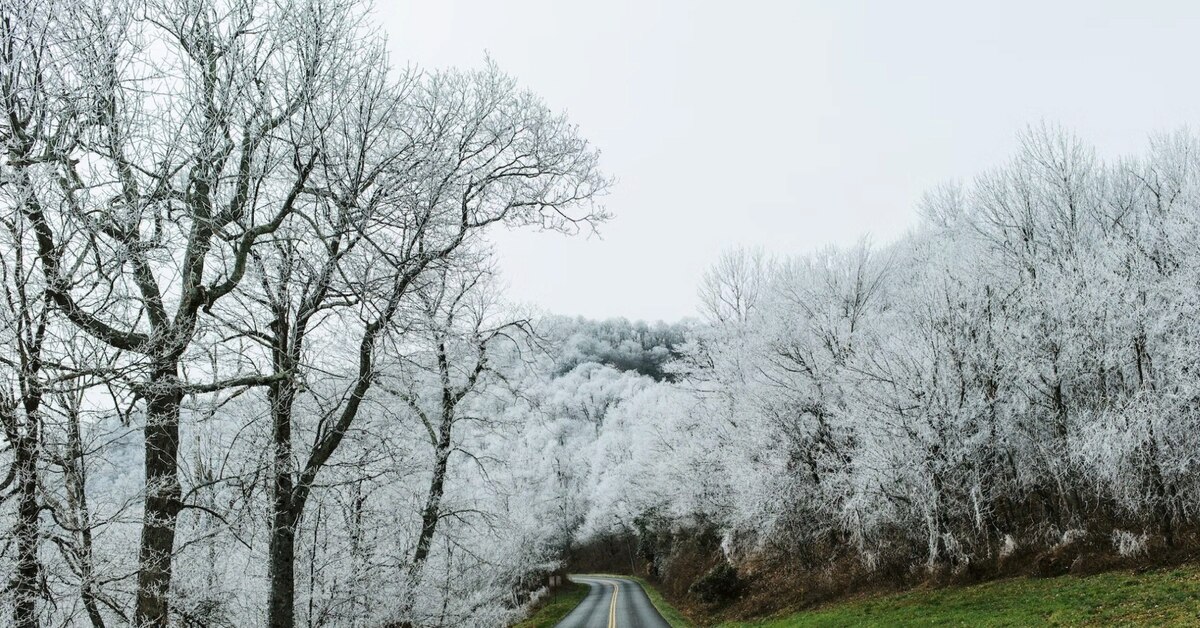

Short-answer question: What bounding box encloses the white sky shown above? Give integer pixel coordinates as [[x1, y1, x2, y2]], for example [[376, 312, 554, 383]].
[[377, 0, 1200, 322]]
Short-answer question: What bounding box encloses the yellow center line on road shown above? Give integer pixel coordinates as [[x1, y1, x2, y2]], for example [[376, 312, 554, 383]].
[[607, 579, 619, 628]]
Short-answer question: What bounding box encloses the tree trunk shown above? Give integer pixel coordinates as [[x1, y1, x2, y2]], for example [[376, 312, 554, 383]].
[[411, 447, 450, 577], [12, 336, 43, 628], [267, 370, 299, 628], [401, 401, 455, 626], [14, 425, 40, 628], [135, 360, 184, 628], [268, 511, 299, 628], [64, 401, 106, 628]]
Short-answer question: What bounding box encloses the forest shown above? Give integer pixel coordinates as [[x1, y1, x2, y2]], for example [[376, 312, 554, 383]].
[[3, 0, 1200, 626], [578, 127, 1200, 614]]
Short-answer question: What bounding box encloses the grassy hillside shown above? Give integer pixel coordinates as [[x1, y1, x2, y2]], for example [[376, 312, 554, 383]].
[[717, 566, 1200, 627], [638, 565, 1200, 627]]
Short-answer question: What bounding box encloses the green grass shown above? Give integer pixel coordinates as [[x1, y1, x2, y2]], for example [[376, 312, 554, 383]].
[[716, 566, 1200, 627], [586, 566, 1200, 627], [512, 581, 590, 628], [626, 575, 694, 628]]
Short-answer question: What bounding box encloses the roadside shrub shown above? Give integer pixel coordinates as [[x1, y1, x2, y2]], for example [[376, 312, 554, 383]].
[[688, 561, 744, 603]]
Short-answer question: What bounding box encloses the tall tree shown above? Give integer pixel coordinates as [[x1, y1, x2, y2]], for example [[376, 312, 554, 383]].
[[389, 259, 533, 624], [247, 62, 608, 627], [1, 0, 379, 623]]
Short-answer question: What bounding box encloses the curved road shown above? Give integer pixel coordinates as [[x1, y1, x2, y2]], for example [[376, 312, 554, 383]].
[[555, 576, 672, 628]]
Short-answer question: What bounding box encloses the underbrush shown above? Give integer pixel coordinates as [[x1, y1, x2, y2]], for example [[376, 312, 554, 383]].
[[715, 566, 1200, 627], [572, 519, 1200, 625]]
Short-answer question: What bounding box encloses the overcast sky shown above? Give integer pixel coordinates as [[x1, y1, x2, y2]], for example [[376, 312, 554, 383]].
[[377, 0, 1200, 322]]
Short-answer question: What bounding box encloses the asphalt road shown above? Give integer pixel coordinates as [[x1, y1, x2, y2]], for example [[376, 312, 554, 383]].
[[554, 576, 673, 628]]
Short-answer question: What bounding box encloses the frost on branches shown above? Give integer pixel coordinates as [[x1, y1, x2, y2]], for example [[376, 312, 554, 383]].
[[2, 0, 1200, 624]]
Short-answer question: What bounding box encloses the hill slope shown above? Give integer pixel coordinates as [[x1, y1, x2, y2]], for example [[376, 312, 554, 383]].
[[638, 566, 1200, 627]]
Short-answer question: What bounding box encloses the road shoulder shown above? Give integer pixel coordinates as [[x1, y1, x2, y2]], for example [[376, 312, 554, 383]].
[[512, 581, 590, 628], [625, 576, 693, 628]]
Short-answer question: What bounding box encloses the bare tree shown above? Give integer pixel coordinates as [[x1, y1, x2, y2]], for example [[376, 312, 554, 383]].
[[244, 62, 608, 628], [1, 0, 378, 623], [387, 258, 532, 624], [0, 172, 48, 628], [698, 247, 771, 326], [0, 4, 60, 621], [3, 1, 612, 624]]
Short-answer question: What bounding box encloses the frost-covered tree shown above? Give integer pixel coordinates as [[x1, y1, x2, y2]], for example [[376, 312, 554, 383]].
[[561, 126, 1200, 597]]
